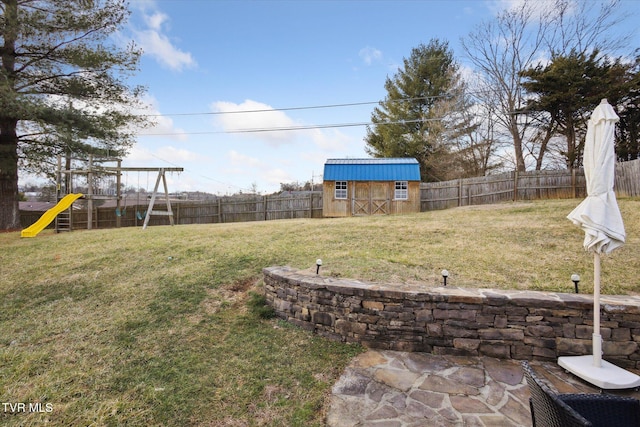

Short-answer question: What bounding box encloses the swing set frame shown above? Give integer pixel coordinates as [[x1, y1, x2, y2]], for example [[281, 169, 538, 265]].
[[56, 154, 183, 230], [106, 166, 184, 230]]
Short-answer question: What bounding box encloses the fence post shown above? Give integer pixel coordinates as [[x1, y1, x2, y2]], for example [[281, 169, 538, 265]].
[[571, 168, 576, 199], [87, 155, 93, 230], [458, 179, 462, 207], [116, 159, 121, 228], [513, 170, 518, 202], [264, 195, 268, 221]]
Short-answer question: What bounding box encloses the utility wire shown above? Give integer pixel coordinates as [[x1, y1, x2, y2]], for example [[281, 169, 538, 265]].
[[144, 100, 377, 117], [141, 118, 442, 136], [140, 95, 455, 117]]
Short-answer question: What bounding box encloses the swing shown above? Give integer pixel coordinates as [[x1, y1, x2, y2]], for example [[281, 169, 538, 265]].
[[135, 171, 149, 222], [116, 198, 127, 217], [115, 172, 128, 217]]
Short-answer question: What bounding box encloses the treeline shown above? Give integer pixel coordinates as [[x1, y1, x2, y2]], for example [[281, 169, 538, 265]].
[[366, 1, 639, 183]]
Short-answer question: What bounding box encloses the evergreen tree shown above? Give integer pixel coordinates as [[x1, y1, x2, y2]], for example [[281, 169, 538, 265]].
[[364, 39, 466, 182], [520, 50, 637, 168], [615, 54, 640, 161], [0, 0, 149, 230]]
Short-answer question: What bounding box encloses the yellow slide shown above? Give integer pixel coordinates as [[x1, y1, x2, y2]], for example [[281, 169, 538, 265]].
[[21, 193, 83, 238]]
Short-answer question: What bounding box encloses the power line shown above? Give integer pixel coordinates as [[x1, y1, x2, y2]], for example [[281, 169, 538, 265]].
[[140, 118, 442, 136], [140, 95, 455, 117], [144, 100, 377, 117]]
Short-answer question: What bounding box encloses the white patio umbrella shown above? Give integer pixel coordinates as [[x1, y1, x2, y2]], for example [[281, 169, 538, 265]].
[[558, 99, 640, 389]]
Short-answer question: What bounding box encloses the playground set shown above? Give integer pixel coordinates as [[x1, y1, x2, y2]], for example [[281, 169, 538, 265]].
[[21, 155, 183, 237]]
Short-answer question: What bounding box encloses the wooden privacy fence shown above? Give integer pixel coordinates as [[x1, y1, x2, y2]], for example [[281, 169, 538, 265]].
[[420, 158, 640, 211], [19, 159, 640, 230], [20, 192, 324, 230], [420, 169, 585, 211], [615, 158, 640, 197], [218, 192, 323, 223]]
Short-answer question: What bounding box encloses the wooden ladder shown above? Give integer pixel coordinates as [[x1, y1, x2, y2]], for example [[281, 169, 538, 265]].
[[56, 209, 72, 233]]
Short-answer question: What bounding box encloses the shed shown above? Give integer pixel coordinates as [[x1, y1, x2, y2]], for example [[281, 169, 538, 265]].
[[322, 158, 421, 217]]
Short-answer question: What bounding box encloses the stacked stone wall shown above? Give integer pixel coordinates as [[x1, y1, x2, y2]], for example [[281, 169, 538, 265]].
[[263, 266, 640, 368]]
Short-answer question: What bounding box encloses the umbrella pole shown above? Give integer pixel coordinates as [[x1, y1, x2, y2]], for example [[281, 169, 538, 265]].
[[593, 252, 602, 368]]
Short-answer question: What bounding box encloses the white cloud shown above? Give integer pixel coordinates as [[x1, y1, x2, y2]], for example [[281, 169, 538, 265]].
[[132, 0, 158, 11], [124, 145, 199, 165], [210, 99, 299, 146], [130, 3, 196, 71], [359, 46, 383, 65], [210, 99, 356, 152], [488, 0, 563, 19], [531, 50, 552, 68], [136, 95, 188, 141], [458, 64, 479, 87], [144, 12, 168, 31], [225, 150, 292, 188], [123, 145, 155, 163], [156, 146, 200, 162], [228, 150, 262, 168], [308, 128, 351, 151], [120, 145, 201, 192], [135, 29, 196, 71], [263, 168, 293, 185]]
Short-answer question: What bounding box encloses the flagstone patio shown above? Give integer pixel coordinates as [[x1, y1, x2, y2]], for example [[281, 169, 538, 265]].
[[326, 350, 640, 427]]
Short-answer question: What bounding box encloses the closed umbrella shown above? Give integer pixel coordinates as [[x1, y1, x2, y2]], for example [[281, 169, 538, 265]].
[[559, 99, 640, 389]]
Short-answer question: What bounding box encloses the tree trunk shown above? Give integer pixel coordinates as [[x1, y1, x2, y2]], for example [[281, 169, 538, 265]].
[[510, 121, 527, 172], [0, 0, 20, 230], [566, 117, 577, 169], [535, 127, 554, 171], [0, 119, 20, 230]]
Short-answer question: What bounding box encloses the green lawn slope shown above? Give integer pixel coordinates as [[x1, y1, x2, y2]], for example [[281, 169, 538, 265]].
[[1, 198, 639, 425]]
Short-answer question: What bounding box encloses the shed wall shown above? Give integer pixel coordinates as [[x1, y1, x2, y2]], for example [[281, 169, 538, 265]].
[[322, 180, 420, 217], [323, 181, 349, 217], [392, 181, 420, 214]]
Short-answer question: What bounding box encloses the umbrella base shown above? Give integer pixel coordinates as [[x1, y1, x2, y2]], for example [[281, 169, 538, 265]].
[[558, 355, 640, 390]]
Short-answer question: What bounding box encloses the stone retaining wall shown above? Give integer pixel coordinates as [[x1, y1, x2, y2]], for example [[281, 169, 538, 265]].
[[263, 266, 640, 368]]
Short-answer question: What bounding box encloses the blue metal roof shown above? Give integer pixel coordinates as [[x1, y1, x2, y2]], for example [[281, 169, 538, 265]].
[[323, 158, 420, 181]]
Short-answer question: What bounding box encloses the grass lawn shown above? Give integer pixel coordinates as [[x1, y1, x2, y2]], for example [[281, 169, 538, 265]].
[[1, 198, 639, 425]]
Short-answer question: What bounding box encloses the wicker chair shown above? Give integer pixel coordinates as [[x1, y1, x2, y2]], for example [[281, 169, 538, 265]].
[[522, 361, 640, 427]]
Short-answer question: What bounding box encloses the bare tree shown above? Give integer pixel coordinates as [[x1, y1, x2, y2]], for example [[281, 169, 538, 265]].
[[461, 0, 631, 172], [458, 102, 504, 177], [461, 1, 548, 172], [544, 0, 630, 58], [444, 81, 504, 178]]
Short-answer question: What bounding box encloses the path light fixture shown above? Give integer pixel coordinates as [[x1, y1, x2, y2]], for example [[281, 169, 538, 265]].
[[316, 259, 322, 275], [571, 273, 580, 294], [441, 269, 449, 286]]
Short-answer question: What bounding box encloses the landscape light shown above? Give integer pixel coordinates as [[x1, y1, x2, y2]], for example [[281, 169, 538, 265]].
[[441, 269, 449, 287], [571, 273, 580, 294], [316, 259, 323, 275]]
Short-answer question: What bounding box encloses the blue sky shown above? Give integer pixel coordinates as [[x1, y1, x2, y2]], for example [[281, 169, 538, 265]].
[[118, 0, 640, 195]]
